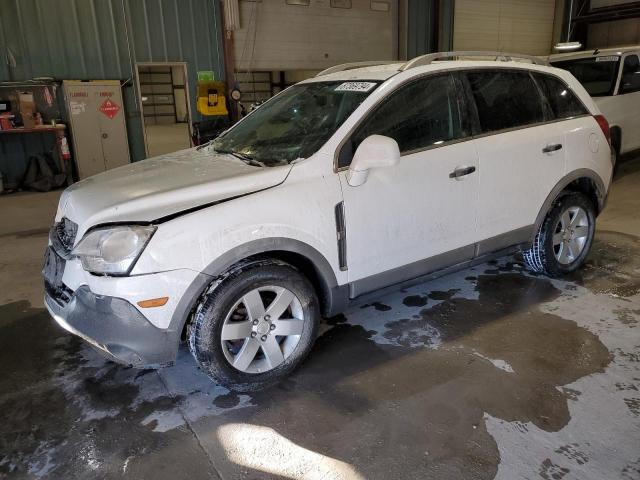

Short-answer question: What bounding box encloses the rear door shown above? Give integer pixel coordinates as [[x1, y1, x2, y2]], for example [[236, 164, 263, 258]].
[[463, 69, 566, 253]]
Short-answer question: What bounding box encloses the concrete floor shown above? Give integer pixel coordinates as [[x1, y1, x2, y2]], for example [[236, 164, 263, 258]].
[[145, 123, 192, 158], [1, 159, 640, 479]]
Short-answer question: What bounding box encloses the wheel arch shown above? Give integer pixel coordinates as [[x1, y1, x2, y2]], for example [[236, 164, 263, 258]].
[[531, 169, 606, 245], [170, 238, 345, 340]]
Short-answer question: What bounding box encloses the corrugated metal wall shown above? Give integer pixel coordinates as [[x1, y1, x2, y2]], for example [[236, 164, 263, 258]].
[[0, 0, 224, 186], [404, 0, 454, 58], [587, 18, 640, 48], [233, 0, 398, 71], [406, 0, 439, 58], [438, 0, 454, 52], [453, 0, 556, 55]]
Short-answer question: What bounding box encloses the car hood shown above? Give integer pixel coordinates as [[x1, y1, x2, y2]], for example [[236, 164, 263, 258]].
[[58, 146, 292, 230]]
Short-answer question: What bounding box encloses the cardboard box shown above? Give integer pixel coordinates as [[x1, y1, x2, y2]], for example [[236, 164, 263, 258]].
[[18, 91, 36, 128], [21, 111, 36, 128], [18, 92, 35, 113]]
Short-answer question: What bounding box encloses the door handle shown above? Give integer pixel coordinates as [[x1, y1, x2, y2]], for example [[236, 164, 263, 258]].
[[449, 166, 476, 179], [542, 143, 562, 153]]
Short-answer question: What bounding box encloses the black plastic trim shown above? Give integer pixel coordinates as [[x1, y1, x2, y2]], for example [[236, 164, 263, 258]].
[[334, 202, 348, 271], [349, 244, 475, 298], [531, 168, 607, 245], [170, 237, 341, 330], [45, 286, 178, 368]]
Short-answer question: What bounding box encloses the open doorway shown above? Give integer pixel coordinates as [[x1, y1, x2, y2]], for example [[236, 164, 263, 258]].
[[136, 62, 192, 158]]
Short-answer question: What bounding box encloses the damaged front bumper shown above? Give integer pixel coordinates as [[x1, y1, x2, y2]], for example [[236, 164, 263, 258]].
[[44, 285, 180, 368]]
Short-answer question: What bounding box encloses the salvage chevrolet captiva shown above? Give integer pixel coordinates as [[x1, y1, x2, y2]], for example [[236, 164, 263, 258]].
[[44, 52, 614, 390]]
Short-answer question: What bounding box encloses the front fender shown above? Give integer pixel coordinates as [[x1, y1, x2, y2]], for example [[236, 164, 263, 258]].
[[166, 237, 344, 335]]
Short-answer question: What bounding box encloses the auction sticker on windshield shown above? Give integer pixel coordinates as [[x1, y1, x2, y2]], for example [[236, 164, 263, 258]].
[[595, 56, 619, 62], [335, 82, 377, 92]]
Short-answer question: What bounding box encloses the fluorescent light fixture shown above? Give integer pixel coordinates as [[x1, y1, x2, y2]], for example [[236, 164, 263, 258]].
[[554, 42, 582, 52]]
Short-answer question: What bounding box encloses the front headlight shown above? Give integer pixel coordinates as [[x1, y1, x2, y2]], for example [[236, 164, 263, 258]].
[[71, 225, 156, 275]]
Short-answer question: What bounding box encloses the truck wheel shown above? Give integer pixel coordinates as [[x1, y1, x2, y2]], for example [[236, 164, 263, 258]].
[[523, 192, 596, 277], [188, 259, 319, 391]]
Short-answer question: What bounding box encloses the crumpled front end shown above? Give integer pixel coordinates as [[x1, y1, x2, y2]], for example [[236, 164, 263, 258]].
[[42, 217, 201, 368], [44, 285, 179, 368]]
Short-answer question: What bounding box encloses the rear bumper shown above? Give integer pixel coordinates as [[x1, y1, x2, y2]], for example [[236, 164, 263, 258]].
[[45, 286, 180, 368]]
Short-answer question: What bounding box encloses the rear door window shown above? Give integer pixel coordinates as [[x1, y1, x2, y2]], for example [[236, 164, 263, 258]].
[[534, 73, 588, 119], [465, 70, 546, 134]]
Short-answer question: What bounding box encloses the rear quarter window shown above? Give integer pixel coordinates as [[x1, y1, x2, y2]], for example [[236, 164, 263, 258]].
[[465, 70, 546, 134], [534, 73, 588, 119]]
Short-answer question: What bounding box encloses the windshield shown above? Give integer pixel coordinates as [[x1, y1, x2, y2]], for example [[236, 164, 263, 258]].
[[551, 56, 621, 96], [212, 81, 379, 166]]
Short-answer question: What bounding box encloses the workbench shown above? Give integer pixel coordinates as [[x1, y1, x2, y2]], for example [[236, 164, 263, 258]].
[[0, 124, 73, 186]]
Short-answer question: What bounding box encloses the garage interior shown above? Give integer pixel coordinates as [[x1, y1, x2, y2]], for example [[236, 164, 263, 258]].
[[138, 64, 192, 157], [1, 0, 640, 479]]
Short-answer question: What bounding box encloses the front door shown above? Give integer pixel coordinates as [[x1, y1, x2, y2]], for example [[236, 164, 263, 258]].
[[337, 73, 479, 297]]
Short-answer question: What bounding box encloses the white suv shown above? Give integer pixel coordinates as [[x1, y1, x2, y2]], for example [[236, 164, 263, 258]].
[[44, 52, 614, 390], [550, 46, 640, 158]]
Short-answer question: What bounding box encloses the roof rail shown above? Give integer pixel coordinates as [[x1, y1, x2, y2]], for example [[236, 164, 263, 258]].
[[315, 61, 400, 77], [400, 51, 550, 71]]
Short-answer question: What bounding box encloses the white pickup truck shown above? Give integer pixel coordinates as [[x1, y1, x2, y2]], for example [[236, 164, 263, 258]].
[[550, 46, 640, 158]]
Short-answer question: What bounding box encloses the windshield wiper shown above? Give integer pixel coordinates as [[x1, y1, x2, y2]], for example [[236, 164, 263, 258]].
[[196, 140, 214, 151], [232, 153, 266, 168], [214, 148, 266, 167]]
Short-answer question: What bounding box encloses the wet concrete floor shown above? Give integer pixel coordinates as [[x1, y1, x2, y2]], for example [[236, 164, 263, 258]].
[[1, 160, 640, 479]]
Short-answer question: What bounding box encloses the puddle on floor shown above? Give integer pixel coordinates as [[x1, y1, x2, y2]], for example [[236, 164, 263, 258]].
[[1, 231, 638, 479]]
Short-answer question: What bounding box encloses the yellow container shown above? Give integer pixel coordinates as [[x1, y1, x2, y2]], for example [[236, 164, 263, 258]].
[[197, 81, 228, 116]]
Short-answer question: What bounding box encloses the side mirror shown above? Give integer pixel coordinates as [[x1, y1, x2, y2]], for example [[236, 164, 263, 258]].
[[347, 135, 400, 187]]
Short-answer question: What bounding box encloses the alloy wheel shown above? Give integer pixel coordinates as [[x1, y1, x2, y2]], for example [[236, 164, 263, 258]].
[[553, 206, 590, 265], [220, 286, 305, 374]]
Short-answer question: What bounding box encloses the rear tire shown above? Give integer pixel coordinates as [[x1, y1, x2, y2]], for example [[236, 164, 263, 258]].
[[188, 259, 320, 392], [523, 192, 596, 277]]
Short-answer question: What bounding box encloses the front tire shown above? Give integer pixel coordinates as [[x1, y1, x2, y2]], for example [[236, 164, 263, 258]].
[[188, 259, 319, 391], [523, 192, 596, 277]]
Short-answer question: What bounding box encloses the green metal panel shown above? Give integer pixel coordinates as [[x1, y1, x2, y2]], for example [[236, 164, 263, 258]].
[[407, 0, 437, 57], [1, 0, 130, 81], [439, 0, 454, 51], [126, 0, 224, 122], [0, 0, 225, 184], [406, 0, 454, 56]]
